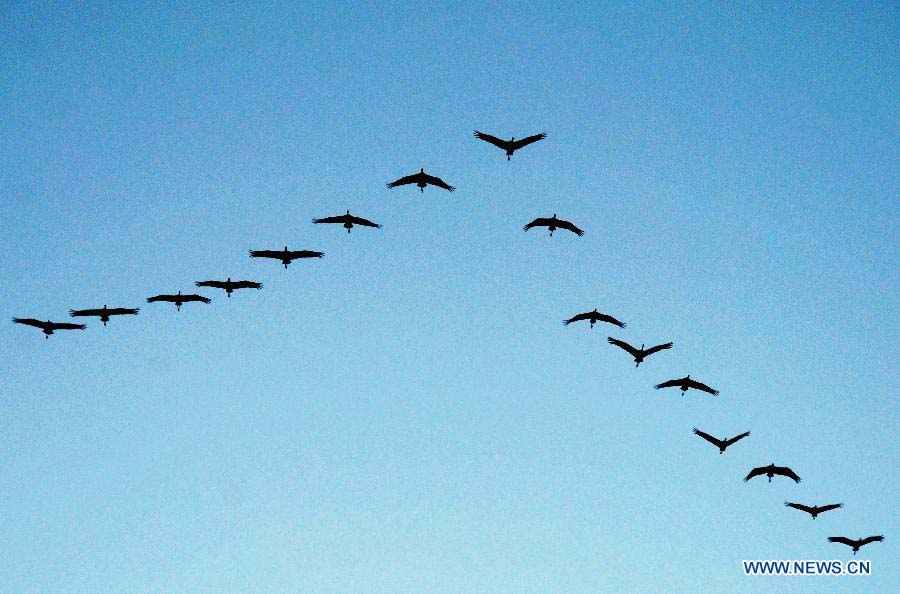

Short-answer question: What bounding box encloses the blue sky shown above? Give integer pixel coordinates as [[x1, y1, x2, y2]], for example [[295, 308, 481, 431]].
[[1, 2, 897, 592]]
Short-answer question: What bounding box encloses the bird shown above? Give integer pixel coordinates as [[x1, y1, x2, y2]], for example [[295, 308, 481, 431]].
[[68, 305, 139, 326], [654, 375, 718, 396], [146, 291, 211, 311], [473, 130, 547, 160], [692, 428, 750, 454], [386, 168, 455, 192], [523, 214, 583, 236], [249, 246, 324, 268], [312, 210, 382, 233], [607, 337, 672, 366], [195, 278, 263, 297], [744, 463, 801, 484], [827, 536, 884, 555], [563, 309, 625, 329], [784, 502, 843, 519], [12, 317, 86, 339]]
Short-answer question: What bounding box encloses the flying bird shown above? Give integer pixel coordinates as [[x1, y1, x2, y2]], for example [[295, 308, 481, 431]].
[[654, 375, 719, 396], [146, 291, 211, 311], [196, 278, 262, 297], [12, 317, 86, 339], [312, 210, 382, 233], [563, 309, 625, 329], [386, 168, 455, 192], [607, 337, 672, 366], [69, 305, 139, 326], [744, 463, 801, 484], [784, 502, 843, 519], [827, 536, 883, 555], [473, 130, 547, 160], [523, 214, 584, 237], [249, 246, 324, 268], [692, 428, 750, 454]]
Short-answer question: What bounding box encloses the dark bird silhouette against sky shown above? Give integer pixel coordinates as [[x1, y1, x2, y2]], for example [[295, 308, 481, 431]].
[[523, 214, 583, 237], [473, 130, 547, 160], [654, 375, 718, 396], [607, 337, 672, 366], [386, 168, 455, 192], [784, 502, 843, 519], [312, 210, 382, 233], [12, 317, 86, 338], [563, 309, 625, 329], [146, 291, 211, 311], [249, 246, 324, 268], [744, 463, 801, 484], [69, 305, 139, 326], [827, 535, 883, 555], [196, 278, 263, 297], [692, 428, 750, 454]]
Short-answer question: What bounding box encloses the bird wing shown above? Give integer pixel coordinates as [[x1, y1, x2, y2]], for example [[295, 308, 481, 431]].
[[473, 130, 508, 149], [107, 307, 139, 316], [556, 219, 584, 236], [859, 535, 884, 546], [232, 280, 263, 290], [607, 337, 640, 357], [386, 173, 420, 188], [654, 378, 682, 390], [785, 502, 815, 514], [13, 317, 50, 329], [182, 294, 211, 303], [686, 378, 719, 395], [827, 537, 855, 547], [511, 132, 547, 150], [692, 428, 724, 449], [817, 503, 844, 514], [69, 308, 102, 317], [348, 215, 382, 228], [523, 217, 550, 231], [196, 280, 227, 289], [147, 294, 173, 303], [643, 342, 674, 356], [774, 466, 801, 483], [286, 250, 324, 259], [744, 466, 766, 482], [562, 312, 591, 325], [50, 321, 86, 331], [724, 431, 751, 447], [312, 214, 348, 224], [249, 249, 283, 259], [422, 173, 455, 191], [596, 312, 625, 327]]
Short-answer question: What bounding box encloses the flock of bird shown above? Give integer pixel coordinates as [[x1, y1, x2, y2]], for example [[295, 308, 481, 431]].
[[11, 129, 883, 558]]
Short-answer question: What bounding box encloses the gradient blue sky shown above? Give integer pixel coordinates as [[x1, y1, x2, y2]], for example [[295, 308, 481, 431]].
[[1, 2, 897, 592]]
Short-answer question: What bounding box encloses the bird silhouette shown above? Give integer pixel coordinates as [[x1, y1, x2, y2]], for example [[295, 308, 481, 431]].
[[563, 309, 625, 329], [196, 278, 262, 297], [523, 214, 583, 236], [146, 291, 211, 311], [312, 210, 382, 233], [473, 130, 547, 160], [744, 464, 801, 484], [69, 305, 139, 326], [386, 168, 455, 192], [249, 246, 324, 268], [607, 337, 672, 366], [784, 502, 843, 519], [827, 535, 883, 555], [12, 317, 86, 339], [692, 428, 750, 454], [654, 375, 718, 396]]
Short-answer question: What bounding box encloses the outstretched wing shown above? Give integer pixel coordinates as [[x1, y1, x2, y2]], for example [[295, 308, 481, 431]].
[[785, 502, 815, 515], [827, 536, 855, 547], [348, 215, 382, 228], [596, 312, 624, 327], [312, 214, 349, 224], [686, 378, 719, 395], [249, 249, 283, 259], [511, 132, 547, 150], [724, 431, 751, 447], [563, 312, 591, 326], [183, 294, 211, 303], [858, 535, 884, 547], [744, 466, 766, 482], [693, 428, 724, 449], [386, 173, 420, 189], [146, 294, 171, 303], [643, 341, 674, 356], [50, 321, 86, 331], [817, 503, 844, 514], [473, 130, 508, 149], [69, 308, 103, 317], [607, 337, 640, 357], [774, 466, 801, 483], [107, 307, 139, 316], [13, 317, 49, 329], [556, 219, 584, 236], [422, 173, 455, 192], [232, 280, 263, 290], [654, 378, 682, 390], [196, 280, 227, 289], [287, 250, 324, 259], [523, 217, 550, 231]]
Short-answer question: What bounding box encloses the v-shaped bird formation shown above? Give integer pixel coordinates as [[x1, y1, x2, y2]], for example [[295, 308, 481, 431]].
[[10, 128, 883, 561]]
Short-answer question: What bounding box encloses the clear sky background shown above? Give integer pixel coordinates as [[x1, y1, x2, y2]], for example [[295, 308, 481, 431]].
[[1, 2, 897, 592]]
